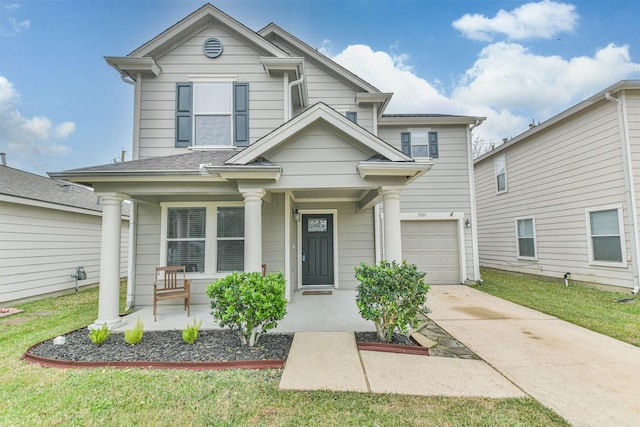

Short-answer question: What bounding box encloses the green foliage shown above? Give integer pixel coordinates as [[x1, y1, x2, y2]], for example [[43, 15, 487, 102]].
[[355, 260, 429, 342], [182, 318, 203, 345], [88, 323, 111, 345], [206, 271, 287, 347], [124, 318, 144, 345]]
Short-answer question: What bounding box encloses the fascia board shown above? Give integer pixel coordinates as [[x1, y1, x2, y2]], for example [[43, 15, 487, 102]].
[[258, 24, 381, 94], [128, 4, 288, 59], [227, 104, 411, 165], [474, 80, 640, 164], [378, 116, 486, 126], [0, 194, 103, 217], [104, 56, 161, 76], [357, 161, 432, 179]]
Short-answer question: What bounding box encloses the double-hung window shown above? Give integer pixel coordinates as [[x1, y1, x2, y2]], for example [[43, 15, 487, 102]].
[[586, 207, 625, 265], [162, 203, 245, 274], [495, 154, 507, 193], [401, 129, 439, 159], [175, 81, 249, 148], [516, 217, 536, 259]]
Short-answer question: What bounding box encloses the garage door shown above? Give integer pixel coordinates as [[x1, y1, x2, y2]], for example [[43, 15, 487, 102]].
[[401, 220, 460, 284]]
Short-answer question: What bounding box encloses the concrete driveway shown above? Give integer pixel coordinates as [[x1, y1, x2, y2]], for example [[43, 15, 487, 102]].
[[428, 285, 640, 427]]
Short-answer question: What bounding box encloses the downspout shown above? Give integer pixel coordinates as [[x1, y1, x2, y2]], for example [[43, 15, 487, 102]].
[[286, 74, 304, 121], [467, 119, 483, 283], [606, 91, 640, 294]]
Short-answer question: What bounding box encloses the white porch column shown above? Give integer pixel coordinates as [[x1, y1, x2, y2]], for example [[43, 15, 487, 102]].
[[241, 188, 265, 273], [380, 186, 403, 263], [91, 193, 126, 329]]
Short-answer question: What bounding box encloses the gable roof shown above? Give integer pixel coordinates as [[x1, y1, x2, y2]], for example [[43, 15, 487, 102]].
[[226, 103, 413, 165], [475, 80, 640, 164], [1, 165, 126, 215]]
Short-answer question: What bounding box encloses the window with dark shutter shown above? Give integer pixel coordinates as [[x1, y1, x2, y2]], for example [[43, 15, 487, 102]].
[[175, 83, 193, 147], [401, 132, 411, 156], [233, 83, 249, 147], [428, 132, 439, 158]]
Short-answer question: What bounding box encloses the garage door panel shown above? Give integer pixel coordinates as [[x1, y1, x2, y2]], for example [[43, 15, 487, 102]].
[[401, 220, 459, 285]]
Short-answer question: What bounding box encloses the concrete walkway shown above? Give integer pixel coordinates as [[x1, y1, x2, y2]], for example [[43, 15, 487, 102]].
[[280, 286, 640, 427]]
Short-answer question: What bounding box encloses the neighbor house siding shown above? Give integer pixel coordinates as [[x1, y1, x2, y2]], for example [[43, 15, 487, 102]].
[[0, 201, 129, 303], [137, 25, 285, 159], [475, 98, 635, 289]]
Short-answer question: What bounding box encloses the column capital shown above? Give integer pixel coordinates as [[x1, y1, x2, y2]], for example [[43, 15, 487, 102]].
[[378, 186, 404, 198], [240, 188, 266, 201], [96, 192, 128, 205]]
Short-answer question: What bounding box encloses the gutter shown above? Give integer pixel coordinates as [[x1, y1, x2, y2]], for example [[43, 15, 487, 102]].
[[606, 91, 640, 294], [467, 119, 483, 283]]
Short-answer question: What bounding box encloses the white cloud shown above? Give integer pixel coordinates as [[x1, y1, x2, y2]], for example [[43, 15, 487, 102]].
[[0, 76, 73, 159], [331, 44, 461, 114], [453, 0, 577, 41]]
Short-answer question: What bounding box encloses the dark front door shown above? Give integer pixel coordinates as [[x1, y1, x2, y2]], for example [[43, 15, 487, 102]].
[[302, 214, 334, 285]]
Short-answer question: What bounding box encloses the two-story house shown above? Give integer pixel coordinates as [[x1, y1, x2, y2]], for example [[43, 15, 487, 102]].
[[474, 80, 640, 294], [51, 4, 484, 328]]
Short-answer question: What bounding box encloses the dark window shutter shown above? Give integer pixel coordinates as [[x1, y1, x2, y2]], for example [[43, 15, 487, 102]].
[[429, 132, 439, 158], [401, 132, 411, 156], [233, 82, 249, 147], [346, 111, 357, 123], [175, 83, 192, 147]]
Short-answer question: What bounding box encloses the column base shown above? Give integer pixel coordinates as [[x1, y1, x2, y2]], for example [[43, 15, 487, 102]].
[[89, 317, 126, 331]]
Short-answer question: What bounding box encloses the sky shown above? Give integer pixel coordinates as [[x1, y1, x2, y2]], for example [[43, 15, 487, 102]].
[[1, 0, 639, 176]]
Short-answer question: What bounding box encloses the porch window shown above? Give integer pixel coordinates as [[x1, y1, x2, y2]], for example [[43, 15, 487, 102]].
[[587, 207, 625, 265], [217, 207, 245, 272], [167, 208, 205, 272]]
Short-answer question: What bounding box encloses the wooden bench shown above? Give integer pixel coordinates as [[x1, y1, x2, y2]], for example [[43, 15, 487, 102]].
[[153, 265, 190, 321]]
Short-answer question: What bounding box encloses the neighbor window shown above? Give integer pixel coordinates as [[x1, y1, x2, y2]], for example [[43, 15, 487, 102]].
[[162, 204, 245, 274], [216, 207, 245, 272], [587, 207, 625, 264], [167, 207, 206, 272], [516, 217, 536, 259], [401, 129, 439, 159], [495, 154, 507, 193]]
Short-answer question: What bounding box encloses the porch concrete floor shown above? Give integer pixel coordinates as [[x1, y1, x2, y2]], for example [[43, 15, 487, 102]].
[[114, 289, 376, 333]]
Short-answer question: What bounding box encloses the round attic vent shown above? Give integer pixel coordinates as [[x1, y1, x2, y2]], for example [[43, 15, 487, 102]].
[[203, 38, 223, 58]]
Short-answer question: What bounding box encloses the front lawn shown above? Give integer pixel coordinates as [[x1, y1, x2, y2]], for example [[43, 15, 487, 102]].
[[474, 268, 640, 347], [0, 283, 568, 426]]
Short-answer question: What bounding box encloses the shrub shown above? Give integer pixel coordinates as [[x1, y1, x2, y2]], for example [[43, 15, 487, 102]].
[[124, 318, 144, 345], [206, 271, 287, 347], [88, 323, 111, 345], [182, 318, 203, 345], [355, 260, 429, 342]]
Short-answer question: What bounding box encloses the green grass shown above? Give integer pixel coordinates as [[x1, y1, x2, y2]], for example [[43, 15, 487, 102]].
[[0, 283, 569, 426], [474, 268, 640, 347]]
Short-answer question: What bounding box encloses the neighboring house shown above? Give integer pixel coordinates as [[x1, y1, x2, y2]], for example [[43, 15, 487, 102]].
[[50, 4, 484, 328], [0, 162, 129, 304], [474, 80, 640, 294]]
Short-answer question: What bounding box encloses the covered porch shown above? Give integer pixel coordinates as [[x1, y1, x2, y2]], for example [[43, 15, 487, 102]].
[[113, 289, 376, 333]]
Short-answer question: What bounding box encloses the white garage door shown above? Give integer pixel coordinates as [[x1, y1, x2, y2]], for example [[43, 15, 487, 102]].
[[401, 220, 460, 285]]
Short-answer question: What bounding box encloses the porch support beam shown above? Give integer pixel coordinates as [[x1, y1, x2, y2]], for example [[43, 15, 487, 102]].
[[241, 188, 265, 273], [91, 193, 127, 330], [380, 186, 403, 263]]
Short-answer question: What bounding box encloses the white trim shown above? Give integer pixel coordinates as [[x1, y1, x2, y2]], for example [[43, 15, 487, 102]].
[[400, 212, 466, 284], [188, 75, 238, 82], [515, 216, 537, 260], [283, 191, 292, 301], [296, 209, 339, 289], [0, 194, 106, 218], [585, 204, 627, 268], [160, 201, 243, 278]]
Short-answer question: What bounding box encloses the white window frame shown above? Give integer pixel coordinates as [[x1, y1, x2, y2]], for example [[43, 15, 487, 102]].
[[189, 75, 237, 148], [216, 206, 245, 273], [495, 154, 507, 194], [585, 205, 627, 267], [515, 216, 537, 260], [408, 128, 431, 159], [160, 201, 244, 277]]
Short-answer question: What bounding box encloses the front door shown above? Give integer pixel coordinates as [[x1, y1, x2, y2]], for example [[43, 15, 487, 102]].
[[302, 214, 334, 285]]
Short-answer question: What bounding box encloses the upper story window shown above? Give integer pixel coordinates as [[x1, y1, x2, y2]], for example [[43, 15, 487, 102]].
[[401, 129, 438, 159], [516, 217, 536, 259], [586, 206, 626, 266], [175, 81, 249, 148], [494, 154, 507, 193], [346, 111, 358, 123]]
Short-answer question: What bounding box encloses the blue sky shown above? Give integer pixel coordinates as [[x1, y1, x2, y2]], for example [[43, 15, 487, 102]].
[[1, 0, 639, 176]]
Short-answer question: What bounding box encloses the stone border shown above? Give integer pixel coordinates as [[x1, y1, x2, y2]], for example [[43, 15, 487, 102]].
[[357, 342, 429, 356]]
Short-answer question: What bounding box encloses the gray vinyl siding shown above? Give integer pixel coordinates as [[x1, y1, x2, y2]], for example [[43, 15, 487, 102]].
[[137, 25, 284, 159], [627, 91, 640, 242], [0, 202, 129, 304], [378, 124, 476, 280], [475, 98, 635, 289], [262, 193, 285, 274]]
